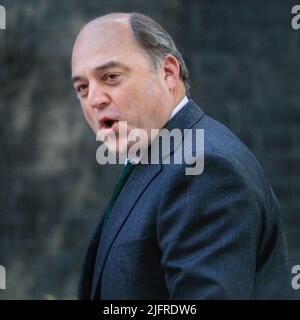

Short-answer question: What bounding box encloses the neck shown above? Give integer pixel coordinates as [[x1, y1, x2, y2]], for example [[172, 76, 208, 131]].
[[170, 83, 186, 113]]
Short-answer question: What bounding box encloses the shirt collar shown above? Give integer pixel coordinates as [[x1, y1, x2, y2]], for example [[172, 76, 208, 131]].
[[168, 95, 189, 120]]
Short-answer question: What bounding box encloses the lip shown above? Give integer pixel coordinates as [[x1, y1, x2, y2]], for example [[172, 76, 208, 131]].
[[98, 115, 120, 133]]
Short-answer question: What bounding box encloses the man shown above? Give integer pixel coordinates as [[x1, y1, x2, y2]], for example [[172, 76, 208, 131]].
[[71, 12, 290, 299]]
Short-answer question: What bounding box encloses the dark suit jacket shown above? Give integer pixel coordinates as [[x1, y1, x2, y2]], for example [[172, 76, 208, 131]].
[[78, 99, 290, 299]]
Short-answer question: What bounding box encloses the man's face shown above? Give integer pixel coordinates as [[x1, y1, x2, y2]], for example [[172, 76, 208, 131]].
[[71, 17, 173, 156]]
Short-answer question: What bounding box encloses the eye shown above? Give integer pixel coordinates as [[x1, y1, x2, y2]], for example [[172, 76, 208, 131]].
[[103, 73, 121, 83], [76, 84, 87, 92], [75, 84, 88, 97]]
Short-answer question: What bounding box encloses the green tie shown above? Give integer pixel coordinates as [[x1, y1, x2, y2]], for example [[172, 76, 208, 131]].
[[102, 162, 136, 227]]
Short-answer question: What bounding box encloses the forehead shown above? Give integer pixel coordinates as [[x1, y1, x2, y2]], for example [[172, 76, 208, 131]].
[[71, 19, 145, 73]]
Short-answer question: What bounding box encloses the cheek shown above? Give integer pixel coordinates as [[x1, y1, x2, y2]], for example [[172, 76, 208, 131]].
[[111, 77, 164, 127], [112, 85, 141, 121]]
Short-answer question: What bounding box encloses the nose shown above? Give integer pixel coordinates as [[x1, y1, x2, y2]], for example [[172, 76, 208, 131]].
[[87, 82, 111, 110]]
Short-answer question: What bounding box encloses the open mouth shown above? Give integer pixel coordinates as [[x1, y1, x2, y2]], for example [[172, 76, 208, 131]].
[[104, 119, 115, 128], [99, 117, 119, 130]]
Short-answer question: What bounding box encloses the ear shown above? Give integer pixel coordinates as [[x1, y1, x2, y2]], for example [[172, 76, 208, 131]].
[[162, 54, 180, 90]]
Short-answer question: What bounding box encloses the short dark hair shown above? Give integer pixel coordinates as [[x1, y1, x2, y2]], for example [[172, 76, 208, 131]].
[[129, 12, 190, 93]]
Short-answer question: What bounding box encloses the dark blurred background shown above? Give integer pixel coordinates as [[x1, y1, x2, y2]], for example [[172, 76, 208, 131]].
[[0, 0, 299, 299]]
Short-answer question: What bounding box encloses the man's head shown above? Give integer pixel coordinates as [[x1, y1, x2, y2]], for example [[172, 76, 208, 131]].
[[71, 12, 189, 156]]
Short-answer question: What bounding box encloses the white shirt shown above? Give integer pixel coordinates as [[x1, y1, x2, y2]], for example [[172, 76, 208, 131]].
[[126, 95, 189, 165], [169, 95, 189, 121]]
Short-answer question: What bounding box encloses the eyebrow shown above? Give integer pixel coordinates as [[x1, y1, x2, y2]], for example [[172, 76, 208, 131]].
[[71, 60, 129, 84]]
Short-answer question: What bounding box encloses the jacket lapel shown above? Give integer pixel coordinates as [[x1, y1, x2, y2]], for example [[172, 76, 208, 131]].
[[91, 162, 162, 298]]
